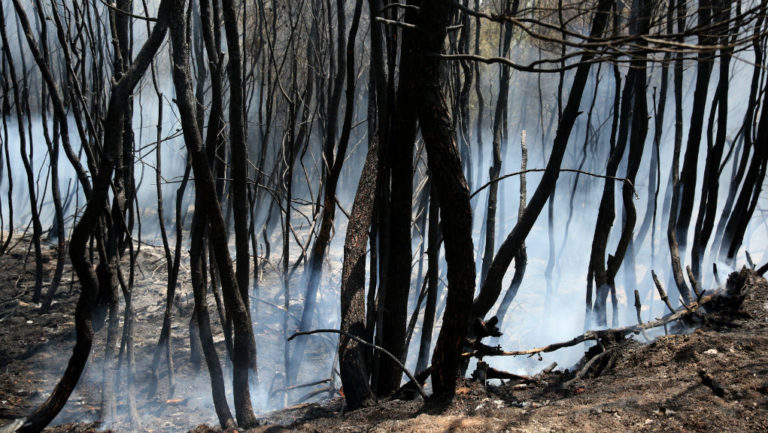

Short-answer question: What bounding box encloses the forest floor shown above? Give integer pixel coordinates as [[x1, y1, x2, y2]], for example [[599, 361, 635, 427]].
[[1, 238, 768, 432]]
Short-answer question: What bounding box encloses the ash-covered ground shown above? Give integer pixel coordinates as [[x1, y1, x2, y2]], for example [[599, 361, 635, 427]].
[[1, 239, 768, 433]]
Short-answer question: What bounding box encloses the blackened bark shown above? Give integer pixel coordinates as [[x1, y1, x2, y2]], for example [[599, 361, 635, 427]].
[[481, 4, 514, 285], [221, 0, 259, 382], [676, 0, 716, 254], [13, 0, 173, 430], [406, 0, 476, 397], [591, 0, 650, 327], [692, 0, 732, 281], [494, 130, 528, 328], [377, 0, 419, 396], [721, 77, 768, 262], [714, 4, 763, 258], [4, 5, 43, 304], [167, 1, 257, 426], [668, 0, 694, 305], [339, 135, 379, 410], [415, 183, 440, 374], [292, 0, 363, 384], [189, 206, 236, 429]]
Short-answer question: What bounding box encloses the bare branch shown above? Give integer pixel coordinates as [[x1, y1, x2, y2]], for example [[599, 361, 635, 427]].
[[288, 329, 428, 400], [470, 168, 637, 200]]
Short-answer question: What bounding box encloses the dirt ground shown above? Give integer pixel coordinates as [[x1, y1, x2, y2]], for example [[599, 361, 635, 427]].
[[1, 238, 768, 432]]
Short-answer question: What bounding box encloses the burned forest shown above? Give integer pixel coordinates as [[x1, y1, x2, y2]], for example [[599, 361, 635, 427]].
[[1, 0, 768, 431]]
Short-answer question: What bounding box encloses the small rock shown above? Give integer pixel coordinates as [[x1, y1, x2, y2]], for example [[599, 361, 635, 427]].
[[704, 348, 719, 355]]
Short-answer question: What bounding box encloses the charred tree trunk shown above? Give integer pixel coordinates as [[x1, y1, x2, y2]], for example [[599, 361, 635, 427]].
[[480, 3, 514, 285], [11, 0, 172, 430], [667, 0, 694, 304], [376, 0, 419, 397], [676, 0, 716, 256], [410, 0, 476, 397], [416, 183, 440, 374], [221, 0, 259, 375], [692, 0, 733, 282], [473, 0, 615, 324], [167, 0, 257, 426], [338, 135, 380, 411]]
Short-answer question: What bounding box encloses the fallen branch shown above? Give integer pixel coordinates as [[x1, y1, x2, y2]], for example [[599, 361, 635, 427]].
[[698, 369, 726, 398], [563, 347, 617, 388], [288, 329, 428, 400], [465, 287, 727, 359], [296, 386, 336, 404], [757, 261, 768, 276], [284, 378, 332, 392], [394, 366, 432, 399]]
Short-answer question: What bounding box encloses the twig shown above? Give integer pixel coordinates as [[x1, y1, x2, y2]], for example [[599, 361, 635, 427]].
[[288, 329, 427, 400], [563, 347, 615, 388], [537, 362, 558, 376], [374, 16, 417, 30], [296, 386, 336, 404], [757, 261, 768, 277], [98, 0, 158, 22], [379, 3, 420, 13], [283, 378, 332, 392]]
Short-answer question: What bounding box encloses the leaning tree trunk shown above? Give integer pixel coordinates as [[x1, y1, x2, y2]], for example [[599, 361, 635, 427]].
[[676, 0, 716, 257], [473, 0, 615, 324]]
